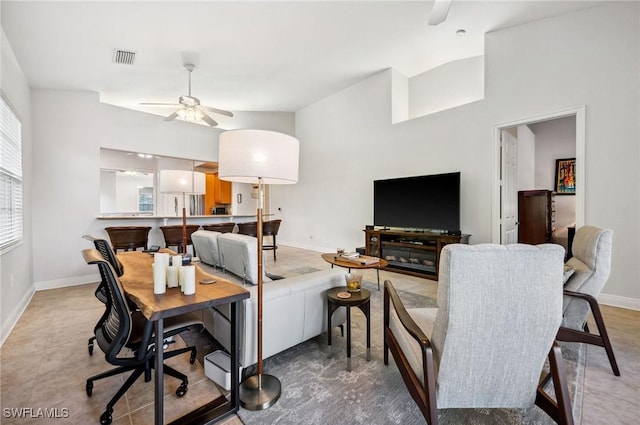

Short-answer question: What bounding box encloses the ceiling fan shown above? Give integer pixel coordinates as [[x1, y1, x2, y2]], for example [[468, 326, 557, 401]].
[[428, 0, 452, 26], [140, 63, 233, 127]]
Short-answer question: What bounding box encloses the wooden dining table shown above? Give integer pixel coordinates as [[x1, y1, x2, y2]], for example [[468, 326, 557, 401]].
[[117, 250, 250, 425]]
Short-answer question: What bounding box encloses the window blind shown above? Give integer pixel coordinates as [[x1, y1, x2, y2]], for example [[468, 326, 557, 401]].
[[0, 95, 23, 251]]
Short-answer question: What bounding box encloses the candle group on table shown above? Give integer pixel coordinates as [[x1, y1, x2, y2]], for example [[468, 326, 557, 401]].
[[152, 252, 196, 295]]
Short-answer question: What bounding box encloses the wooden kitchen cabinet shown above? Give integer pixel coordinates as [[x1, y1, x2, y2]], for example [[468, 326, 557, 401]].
[[213, 173, 232, 204], [205, 173, 232, 213]]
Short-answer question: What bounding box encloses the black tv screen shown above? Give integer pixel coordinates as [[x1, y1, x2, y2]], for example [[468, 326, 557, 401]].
[[373, 172, 460, 232]]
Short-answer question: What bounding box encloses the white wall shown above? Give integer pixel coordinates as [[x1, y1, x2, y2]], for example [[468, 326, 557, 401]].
[[485, 3, 639, 306], [290, 69, 493, 253], [409, 56, 484, 119], [289, 2, 639, 307], [0, 28, 33, 344], [29, 90, 294, 289]]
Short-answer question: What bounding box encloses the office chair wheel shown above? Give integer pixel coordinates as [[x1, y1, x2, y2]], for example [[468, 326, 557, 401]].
[[176, 383, 188, 397], [100, 409, 112, 425], [88, 344, 94, 355], [86, 381, 93, 397]]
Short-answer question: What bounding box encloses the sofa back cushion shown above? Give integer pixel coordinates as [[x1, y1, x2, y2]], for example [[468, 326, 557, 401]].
[[191, 230, 222, 267], [218, 233, 261, 284]]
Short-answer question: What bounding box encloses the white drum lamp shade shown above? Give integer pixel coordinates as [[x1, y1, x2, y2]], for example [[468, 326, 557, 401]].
[[158, 170, 206, 195], [217, 129, 299, 411], [157, 170, 205, 254], [218, 130, 299, 185]]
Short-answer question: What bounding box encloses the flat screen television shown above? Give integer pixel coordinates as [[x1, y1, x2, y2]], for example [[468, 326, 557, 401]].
[[373, 172, 460, 232]]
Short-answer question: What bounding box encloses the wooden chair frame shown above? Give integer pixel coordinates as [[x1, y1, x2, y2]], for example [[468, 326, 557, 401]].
[[556, 289, 620, 376], [383, 281, 574, 425]]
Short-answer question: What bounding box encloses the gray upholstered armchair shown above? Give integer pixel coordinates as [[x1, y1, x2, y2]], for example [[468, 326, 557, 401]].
[[557, 226, 619, 376], [384, 243, 573, 425]]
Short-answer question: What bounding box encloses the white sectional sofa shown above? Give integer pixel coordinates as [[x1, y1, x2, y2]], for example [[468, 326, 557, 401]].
[[191, 229, 347, 368], [191, 229, 224, 269]]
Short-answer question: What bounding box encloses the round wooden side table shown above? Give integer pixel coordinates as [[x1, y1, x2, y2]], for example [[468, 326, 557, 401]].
[[327, 287, 371, 371]]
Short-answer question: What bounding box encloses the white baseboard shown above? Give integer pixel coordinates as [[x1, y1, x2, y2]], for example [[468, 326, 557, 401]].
[[278, 240, 331, 254], [599, 293, 640, 311], [34, 274, 100, 291], [0, 286, 35, 347]]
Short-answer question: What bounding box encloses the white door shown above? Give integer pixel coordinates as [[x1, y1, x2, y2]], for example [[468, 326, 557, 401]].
[[501, 130, 518, 244]]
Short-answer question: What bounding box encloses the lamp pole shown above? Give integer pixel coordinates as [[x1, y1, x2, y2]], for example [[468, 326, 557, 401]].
[[218, 129, 299, 411], [239, 177, 281, 410]]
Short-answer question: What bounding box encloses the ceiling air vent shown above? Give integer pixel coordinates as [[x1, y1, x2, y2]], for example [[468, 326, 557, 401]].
[[113, 49, 136, 65]]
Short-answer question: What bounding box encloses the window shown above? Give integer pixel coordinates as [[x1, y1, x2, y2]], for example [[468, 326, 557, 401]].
[[0, 95, 23, 252], [138, 186, 154, 212]]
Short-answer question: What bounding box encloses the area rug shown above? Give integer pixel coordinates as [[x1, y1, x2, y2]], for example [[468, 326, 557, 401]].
[[236, 279, 585, 425]]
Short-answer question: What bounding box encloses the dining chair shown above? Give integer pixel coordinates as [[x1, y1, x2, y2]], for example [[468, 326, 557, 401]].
[[159, 224, 201, 254], [203, 222, 236, 233], [104, 226, 151, 252], [262, 219, 282, 260]]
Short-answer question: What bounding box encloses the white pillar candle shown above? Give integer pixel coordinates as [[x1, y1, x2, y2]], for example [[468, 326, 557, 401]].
[[154, 253, 170, 269], [178, 266, 185, 292], [166, 265, 179, 288], [172, 255, 182, 267], [182, 265, 196, 295], [152, 262, 166, 294]]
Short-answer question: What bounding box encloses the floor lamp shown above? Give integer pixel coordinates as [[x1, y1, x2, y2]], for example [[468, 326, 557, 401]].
[[158, 169, 205, 252], [218, 129, 299, 410]]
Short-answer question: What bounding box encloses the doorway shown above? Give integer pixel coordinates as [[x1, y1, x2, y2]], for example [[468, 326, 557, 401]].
[[492, 106, 585, 246]]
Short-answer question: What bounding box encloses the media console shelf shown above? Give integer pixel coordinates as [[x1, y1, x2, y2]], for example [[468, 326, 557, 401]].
[[364, 229, 470, 280]]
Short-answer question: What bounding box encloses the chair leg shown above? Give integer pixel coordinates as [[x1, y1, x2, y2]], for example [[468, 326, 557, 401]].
[[590, 301, 620, 376], [87, 364, 140, 384], [88, 336, 96, 355], [273, 235, 277, 261], [557, 294, 620, 376], [535, 343, 574, 425], [163, 346, 197, 364], [160, 364, 189, 385], [103, 367, 146, 420]]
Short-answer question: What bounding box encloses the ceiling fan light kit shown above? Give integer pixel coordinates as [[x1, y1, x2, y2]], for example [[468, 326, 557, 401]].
[[141, 63, 232, 127]]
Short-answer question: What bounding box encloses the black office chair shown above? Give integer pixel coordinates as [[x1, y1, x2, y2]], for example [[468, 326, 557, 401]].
[[83, 235, 125, 356], [82, 249, 203, 425]]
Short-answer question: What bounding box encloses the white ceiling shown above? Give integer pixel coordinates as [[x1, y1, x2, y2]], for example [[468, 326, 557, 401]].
[[2, 1, 602, 115]]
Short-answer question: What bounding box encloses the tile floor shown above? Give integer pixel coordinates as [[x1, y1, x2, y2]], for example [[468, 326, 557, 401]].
[[0, 245, 637, 424]]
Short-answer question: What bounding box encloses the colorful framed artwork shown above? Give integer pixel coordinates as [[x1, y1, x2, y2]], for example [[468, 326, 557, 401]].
[[555, 158, 576, 195]]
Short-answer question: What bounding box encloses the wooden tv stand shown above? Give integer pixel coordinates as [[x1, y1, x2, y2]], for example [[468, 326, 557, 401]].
[[364, 229, 470, 280]]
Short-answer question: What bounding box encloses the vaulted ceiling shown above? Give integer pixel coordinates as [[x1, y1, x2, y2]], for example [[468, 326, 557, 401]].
[[2, 1, 602, 114]]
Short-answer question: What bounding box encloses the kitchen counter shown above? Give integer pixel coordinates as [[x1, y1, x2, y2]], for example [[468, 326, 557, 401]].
[[96, 214, 250, 220], [93, 214, 269, 250]]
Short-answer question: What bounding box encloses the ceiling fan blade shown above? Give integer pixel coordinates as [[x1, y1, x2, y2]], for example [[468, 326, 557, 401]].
[[140, 102, 180, 107], [164, 111, 179, 121], [201, 105, 234, 117], [200, 112, 219, 127], [428, 0, 452, 26]]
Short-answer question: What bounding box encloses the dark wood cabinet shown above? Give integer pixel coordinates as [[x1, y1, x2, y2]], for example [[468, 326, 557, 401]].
[[518, 190, 555, 244], [364, 229, 469, 280]]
